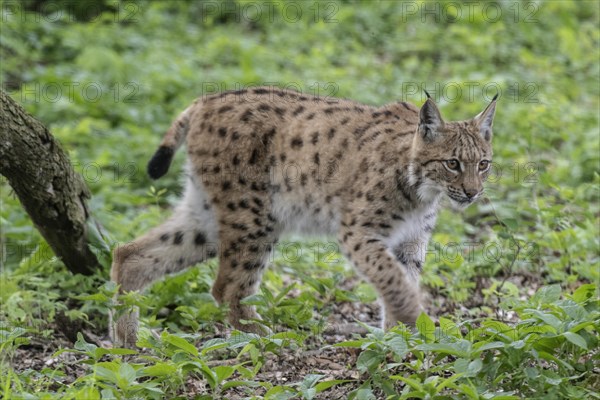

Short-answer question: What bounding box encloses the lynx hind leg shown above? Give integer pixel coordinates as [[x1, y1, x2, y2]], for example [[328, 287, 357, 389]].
[[110, 179, 218, 347], [211, 197, 279, 335]]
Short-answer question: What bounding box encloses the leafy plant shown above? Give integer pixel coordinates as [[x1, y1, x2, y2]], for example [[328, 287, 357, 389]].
[[1, 0, 598, 398]]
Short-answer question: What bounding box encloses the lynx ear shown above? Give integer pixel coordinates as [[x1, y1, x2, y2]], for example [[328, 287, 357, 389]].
[[418, 93, 444, 141], [473, 94, 498, 142]]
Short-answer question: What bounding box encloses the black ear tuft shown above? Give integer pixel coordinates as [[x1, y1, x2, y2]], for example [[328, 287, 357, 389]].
[[419, 99, 443, 126], [418, 98, 444, 141], [491, 93, 499, 102], [473, 96, 498, 142], [424, 89, 431, 99], [147, 146, 174, 179]]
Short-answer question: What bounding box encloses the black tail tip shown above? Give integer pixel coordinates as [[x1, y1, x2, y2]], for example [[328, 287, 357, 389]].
[[147, 146, 174, 179]]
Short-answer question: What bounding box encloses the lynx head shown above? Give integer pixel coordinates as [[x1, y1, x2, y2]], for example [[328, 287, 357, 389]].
[[409, 93, 497, 209]]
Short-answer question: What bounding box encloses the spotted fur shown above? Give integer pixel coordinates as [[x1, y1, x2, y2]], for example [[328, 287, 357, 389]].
[[110, 87, 497, 346]]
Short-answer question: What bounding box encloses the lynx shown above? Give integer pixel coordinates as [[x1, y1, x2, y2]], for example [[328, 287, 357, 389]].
[[110, 86, 497, 346]]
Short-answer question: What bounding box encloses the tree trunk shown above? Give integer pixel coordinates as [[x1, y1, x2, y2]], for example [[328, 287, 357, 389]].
[[0, 90, 101, 275]]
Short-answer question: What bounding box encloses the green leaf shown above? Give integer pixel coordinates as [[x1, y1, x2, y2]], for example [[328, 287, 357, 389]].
[[141, 362, 177, 377], [528, 309, 562, 331], [474, 341, 506, 354], [416, 312, 435, 342], [438, 373, 463, 391], [200, 339, 229, 355], [424, 374, 440, 387], [72, 386, 101, 400], [163, 333, 199, 357], [107, 348, 138, 356], [0, 327, 29, 347], [264, 385, 297, 399], [356, 349, 383, 373], [386, 335, 409, 357], [533, 285, 562, 303], [416, 343, 470, 358], [454, 358, 469, 374], [74, 292, 110, 302], [457, 383, 479, 399], [214, 365, 236, 383], [352, 387, 376, 400], [74, 332, 97, 357], [315, 379, 354, 393], [181, 361, 217, 389], [524, 367, 539, 379], [392, 375, 423, 391], [438, 317, 461, 338], [502, 218, 519, 230], [335, 340, 365, 349], [466, 359, 482, 377], [300, 373, 324, 389], [117, 363, 137, 388], [94, 365, 118, 384], [541, 370, 563, 386], [562, 332, 588, 350], [572, 284, 597, 304]]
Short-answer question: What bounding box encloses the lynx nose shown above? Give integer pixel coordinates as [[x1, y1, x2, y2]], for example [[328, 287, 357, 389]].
[[463, 188, 479, 199]]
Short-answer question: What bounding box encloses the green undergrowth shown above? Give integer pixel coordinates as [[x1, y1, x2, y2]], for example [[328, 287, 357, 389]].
[[1, 0, 599, 398]]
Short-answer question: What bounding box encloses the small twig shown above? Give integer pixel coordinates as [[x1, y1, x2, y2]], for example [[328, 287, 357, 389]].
[[496, 240, 522, 295], [482, 193, 523, 322]]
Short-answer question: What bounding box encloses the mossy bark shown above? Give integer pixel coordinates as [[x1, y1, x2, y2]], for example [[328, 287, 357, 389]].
[[0, 90, 100, 274]]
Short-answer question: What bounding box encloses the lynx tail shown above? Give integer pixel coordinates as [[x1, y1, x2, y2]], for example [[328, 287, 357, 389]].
[[147, 106, 194, 179]]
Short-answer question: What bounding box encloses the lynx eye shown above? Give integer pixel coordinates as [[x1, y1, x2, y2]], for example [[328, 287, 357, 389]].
[[478, 160, 490, 171], [445, 159, 460, 171]]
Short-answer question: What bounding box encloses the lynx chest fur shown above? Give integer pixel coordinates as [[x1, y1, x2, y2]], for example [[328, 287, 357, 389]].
[[110, 86, 497, 347]]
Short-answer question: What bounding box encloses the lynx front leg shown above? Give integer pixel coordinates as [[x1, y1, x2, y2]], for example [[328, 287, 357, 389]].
[[110, 189, 218, 347], [392, 240, 428, 283], [339, 227, 423, 329]]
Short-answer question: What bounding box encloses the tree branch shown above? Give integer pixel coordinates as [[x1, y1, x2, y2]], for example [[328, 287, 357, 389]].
[[0, 89, 101, 274]]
